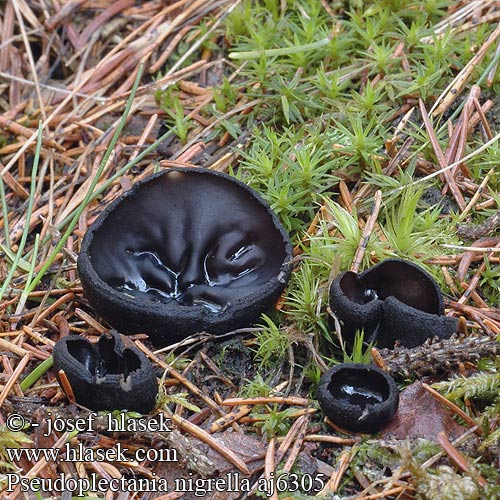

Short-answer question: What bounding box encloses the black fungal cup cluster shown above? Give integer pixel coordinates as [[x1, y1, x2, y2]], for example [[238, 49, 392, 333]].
[[53, 167, 458, 431], [318, 258, 458, 433], [55, 167, 292, 413]]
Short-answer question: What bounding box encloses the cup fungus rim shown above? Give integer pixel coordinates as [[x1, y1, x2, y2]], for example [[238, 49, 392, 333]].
[[54, 331, 149, 379], [62, 336, 96, 375], [53, 331, 158, 413], [333, 271, 384, 312], [359, 258, 445, 314]]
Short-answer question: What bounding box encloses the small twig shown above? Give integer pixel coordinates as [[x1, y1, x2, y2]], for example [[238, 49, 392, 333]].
[[128, 113, 159, 164], [454, 239, 500, 308], [457, 237, 500, 281], [75, 0, 135, 49], [45, 0, 87, 30], [303, 435, 358, 445], [379, 334, 499, 378], [57, 369, 76, 404], [457, 209, 500, 241], [209, 405, 253, 433], [437, 432, 487, 487], [431, 23, 500, 115], [11, 0, 46, 121], [264, 437, 279, 500], [199, 352, 236, 388], [0, 353, 30, 406], [0, 337, 28, 357], [457, 167, 495, 221], [387, 119, 500, 198], [74, 308, 108, 334], [31, 292, 74, 326], [419, 99, 466, 210], [282, 415, 309, 472], [274, 414, 306, 463], [135, 340, 224, 416], [421, 383, 479, 432], [350, 190, 382, 274], [317, 449, 353, 495], [222, 396, 309, 406], [370, 347, 387, 371]]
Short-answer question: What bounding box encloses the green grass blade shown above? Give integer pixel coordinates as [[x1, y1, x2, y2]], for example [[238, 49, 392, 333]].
[[0, 122, 43, 300], [0, 175, 10, 250], [15, 233, 40, 315], [19, 355, 54, 392], [0, 243, 31, 272], [229, 37, 331, 60]]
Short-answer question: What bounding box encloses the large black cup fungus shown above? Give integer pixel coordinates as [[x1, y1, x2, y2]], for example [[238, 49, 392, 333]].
[[78, 168, 293, 346], [329, 258, 458, 348], [53, 330, 158, 413], [317, 363, 399, 434]]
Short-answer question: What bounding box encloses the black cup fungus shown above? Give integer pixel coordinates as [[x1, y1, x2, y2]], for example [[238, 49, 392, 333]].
[[317, 363, 399, 434], [77, 168, 293, 346], [53, 330, 158, 413], [329, 258, 458, 348]]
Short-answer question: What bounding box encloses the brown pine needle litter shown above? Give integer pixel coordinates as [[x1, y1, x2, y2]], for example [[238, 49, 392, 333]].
[[1, 0, 500, 499]]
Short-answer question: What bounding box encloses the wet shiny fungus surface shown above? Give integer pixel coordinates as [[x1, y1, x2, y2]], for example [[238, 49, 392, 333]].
[[317, 363, 399, 434], [329, 367, 388, 406], [89, 170, 285, 313], [78, 168, 292, 346]]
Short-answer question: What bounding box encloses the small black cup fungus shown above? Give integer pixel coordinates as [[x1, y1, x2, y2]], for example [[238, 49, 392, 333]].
[[317, 363, 399, 434], [53, 330, 158, 413], [329, 258, 457, 348], [77, 168, 292, 346]]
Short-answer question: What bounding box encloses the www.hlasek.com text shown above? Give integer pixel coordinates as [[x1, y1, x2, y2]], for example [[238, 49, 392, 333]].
[[6, 442, 177, 464]]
